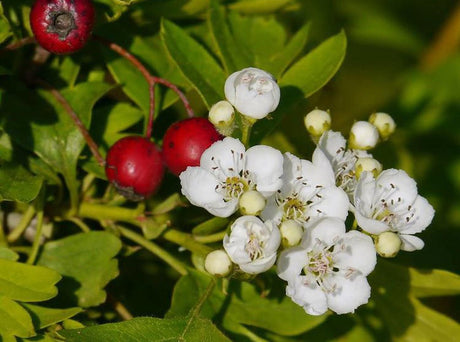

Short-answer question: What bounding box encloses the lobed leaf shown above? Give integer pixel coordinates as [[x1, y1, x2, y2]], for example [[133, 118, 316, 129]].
[[0, 259, 61, 302], [21, 303, 82, 330], [37, 231, 122, 308], [0, 160, 43, 203], [0, 295, 35, 339]]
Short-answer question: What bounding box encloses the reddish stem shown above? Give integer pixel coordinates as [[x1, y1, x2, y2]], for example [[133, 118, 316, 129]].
[[93, 35, 194, 139], [0, 37, 36, 54], [36, 79, 105, 167]]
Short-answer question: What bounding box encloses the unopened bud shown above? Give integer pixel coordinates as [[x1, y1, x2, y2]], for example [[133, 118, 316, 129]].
[[239, 190, 266, 216], [304, 109, 331, 137], [375, 231, 401, 258], [204, 250, 232, 276], [280, 220, 303, 247], [369, 112, 396, 140], [349, 121, 379, 150], [209, 101, 235, 136], [355, 157, 382, 179]]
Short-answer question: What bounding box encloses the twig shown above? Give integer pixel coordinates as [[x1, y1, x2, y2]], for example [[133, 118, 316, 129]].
[[420, 2, 460, 70], [107, 293, 134, 321], [0, 37, 36, 54], [93, 35, 194, 138], [35, 79, 105, 167]]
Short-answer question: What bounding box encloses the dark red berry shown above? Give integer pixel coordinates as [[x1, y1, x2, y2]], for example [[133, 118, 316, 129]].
[[30, 0, 95, 54], [105, 136, 164, 201], [162, 117, 223, 176]]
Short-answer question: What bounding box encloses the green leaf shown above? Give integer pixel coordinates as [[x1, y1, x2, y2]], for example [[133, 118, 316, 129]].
[[0, 160, 43, 203], [280, 30, 347, 97], [251, 30, 347, 143], [37, 231, 121, 308], [0, 295, 35, 338], [208, 0, 252, 73], [60, 316, 230, 341], [0, 12, 12, 45], [167, 269, 326, 337], [0, 259, 61, 302], [228, 12, 286, 71], [0, 247, 19, 261], [21, 303, 81, 330], [1, 81, 112, 208], [370, 260, 460, 341], [136, 0, 209, 19], [410, 268, 460, 297], [229, 0, 293, 14], [269, 23, 311, 78], [192, 217, 229, 235], [161, 19, 226, 108]]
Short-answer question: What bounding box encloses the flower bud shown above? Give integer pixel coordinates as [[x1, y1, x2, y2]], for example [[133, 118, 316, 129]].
[[304, 109, 331, 137], [209, 101, 235, 136], [239, 190, 266, 216], [224, 67, 280, 120], [355, 157, 382, 179], [369, 112, 396, 140], [204, 250, 233, 277], [349, 121, 379, 150], [375, 231, 401, 258], [280, 220, 303, 247]]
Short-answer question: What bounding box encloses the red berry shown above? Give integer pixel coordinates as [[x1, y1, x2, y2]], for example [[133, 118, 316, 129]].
[[105, 136, 164, 201], [162, 117, 223, 176], [30, 0, 95, 54]]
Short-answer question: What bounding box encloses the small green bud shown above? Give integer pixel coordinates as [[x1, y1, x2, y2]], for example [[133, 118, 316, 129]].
[[369, 112, 396, 140], [304, 109, 331, 137], [209, 100, 235, 136], [349, 121, 379, 150], [355, 157, 383, 179], [204, 250, 233, 276], [239, 190, 266, 216], [280, 220, 303, 248], [375, 231, 401, 258]]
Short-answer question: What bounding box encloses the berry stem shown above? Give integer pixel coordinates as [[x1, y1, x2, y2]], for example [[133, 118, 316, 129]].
[[0, 37, 36, 54], [35, 79, 105, 167], [7, 206, 36, 243], [117, 225, 188, 276], [27, 186, 46, 265], [93, 35, 194, 138]]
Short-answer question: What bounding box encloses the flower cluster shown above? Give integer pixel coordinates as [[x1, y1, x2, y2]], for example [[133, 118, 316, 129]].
[[181, 67, 434, 316]]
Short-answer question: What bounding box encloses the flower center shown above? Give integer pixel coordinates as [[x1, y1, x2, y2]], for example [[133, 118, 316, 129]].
[[223, 176, 249, 200], [244, 224, 268, 260], [250, 77, 273, 94]]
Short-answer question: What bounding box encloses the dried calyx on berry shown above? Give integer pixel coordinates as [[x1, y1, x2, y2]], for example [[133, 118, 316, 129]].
[[30, 0, 95, 54], [105, 136, 164, 201], [162, 117, 222, 176]]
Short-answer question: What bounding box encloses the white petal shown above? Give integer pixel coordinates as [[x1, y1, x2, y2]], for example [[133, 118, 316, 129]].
[[263, 221, 282, 254], [246, 145, 283, 196], [277, 246, 307, 281], [377, 169, 418, 208], [311, 148, 335, 185], [283, 152, 303, 181], [398, 195, 435, 234], [200, 137, 245, 176], [224, 71, 239, 105], [240, 253, 277, 274], [354, 210, 389, 235], [354, 172, 376, 216], [260, 196, 283, 224], [318, 130, 346, 162], [327, 275, 371, 314], [400, 234, 425, 251], [334, 231, 376, 276], [180, 167, 237, 217], [286, 276, 328, 315], [309, 187, 349, 222], [307, 218, 346, 247]]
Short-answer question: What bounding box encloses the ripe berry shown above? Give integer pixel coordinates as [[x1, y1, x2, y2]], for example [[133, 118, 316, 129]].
[[30, 0, 95, 55], [162, 118, 223, 176], [105, 136, 164, 201]]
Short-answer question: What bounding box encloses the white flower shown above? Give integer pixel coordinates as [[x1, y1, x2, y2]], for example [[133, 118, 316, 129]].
[[277, 217, 376, 315], [223, 216, 281, 274], [261, 150, 349, 228], [180, 137, 283, 217], [224, 67, 280, 119], [349, 121, 379, 150], [317, 130, 372, 198], [353, 169, 435, 251]]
